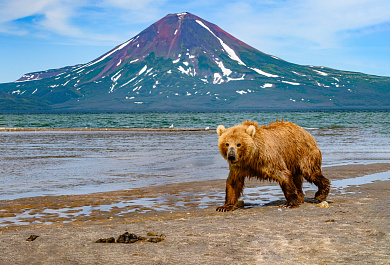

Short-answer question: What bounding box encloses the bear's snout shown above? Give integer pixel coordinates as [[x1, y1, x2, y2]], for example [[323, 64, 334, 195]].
[[227, 148, 237, 162]]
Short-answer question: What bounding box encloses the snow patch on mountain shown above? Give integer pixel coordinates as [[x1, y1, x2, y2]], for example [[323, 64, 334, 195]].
[[117, 65, 148, 89], [146, 68, 153, 75], [138, 65, 148, 75], [16, 74, 41, 82], [261, 83, 273, 88], [227, 74, 245, 82], [111, 70, 122, 83], [213, 73, 223, 84], [109, 70, 123, 93], [312, 69, 329, 76], [250, 67, 278, 78], [120, 76, 137, 88], [214, 59, 232, 76], [153, 80, 160, 89], [196, 20, 246, 66], [292, 71, 306, 77], [236, 90, 247, 95], [282, 80, 300, 85], [178, 66, 195, 76]]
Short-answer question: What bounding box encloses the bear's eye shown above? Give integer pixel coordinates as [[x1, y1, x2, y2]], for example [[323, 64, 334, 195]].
[[225, 143, 229, 147], [237, 143, 241, 147]]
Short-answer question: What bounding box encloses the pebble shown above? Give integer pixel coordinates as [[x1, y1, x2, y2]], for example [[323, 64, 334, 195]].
[[317, 201, 329, 208]]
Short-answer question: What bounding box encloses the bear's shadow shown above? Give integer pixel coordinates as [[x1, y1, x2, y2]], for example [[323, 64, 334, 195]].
[[241, 197, 320, 209]]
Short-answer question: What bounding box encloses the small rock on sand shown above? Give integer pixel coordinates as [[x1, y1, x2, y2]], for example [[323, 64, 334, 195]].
[[317, 201, 329, 208]]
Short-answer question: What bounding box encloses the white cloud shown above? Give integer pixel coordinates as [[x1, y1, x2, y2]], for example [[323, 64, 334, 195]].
[[0, 0, 50, 34], [104, 0, 163, 10], [0, 0, 84, 37], [0, 0, 52, 23], [39, 2, 83, 37], [217, 0, 390, 50], [1, 0, 389, 47], [0, 0, 164, 42]]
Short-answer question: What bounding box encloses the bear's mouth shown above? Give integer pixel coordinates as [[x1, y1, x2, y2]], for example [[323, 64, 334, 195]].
[[228, 158, 238, 164], [227, 153, 238, 164], [228, 155, 235, 162]]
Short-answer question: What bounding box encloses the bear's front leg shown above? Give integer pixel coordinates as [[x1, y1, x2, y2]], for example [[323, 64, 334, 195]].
[[279, 179, 300, 208], [216, 173, 244, 212]]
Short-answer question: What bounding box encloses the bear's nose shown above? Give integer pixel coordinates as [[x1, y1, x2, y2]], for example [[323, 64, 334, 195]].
[[228, 153, 236, 161]]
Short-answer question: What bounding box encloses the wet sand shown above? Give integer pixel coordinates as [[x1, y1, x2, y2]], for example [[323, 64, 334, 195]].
[[1, 163, 390, 264]]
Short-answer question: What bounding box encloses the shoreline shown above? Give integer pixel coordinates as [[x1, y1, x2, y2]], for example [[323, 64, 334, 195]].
[[0, 127, 213, 132], [1, 163, 390, 264], [1, 163, 390, 229]]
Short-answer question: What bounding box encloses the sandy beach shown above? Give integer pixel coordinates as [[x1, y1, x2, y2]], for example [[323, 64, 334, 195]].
[[1, 163, 390, 264]]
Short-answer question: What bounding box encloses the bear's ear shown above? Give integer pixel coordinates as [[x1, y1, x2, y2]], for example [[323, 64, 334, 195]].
[[217, 125, 226, 136], [246, 125, 256, 138]]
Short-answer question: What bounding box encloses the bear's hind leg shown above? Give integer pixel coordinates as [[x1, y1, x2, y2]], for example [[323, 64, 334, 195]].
[[304, 172, 330, 202], [293, 175, 305, 204], [313, 173, 330, 202]]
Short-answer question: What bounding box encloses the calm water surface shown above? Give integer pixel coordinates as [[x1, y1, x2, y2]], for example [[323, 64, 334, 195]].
[[0, 110, 389, 201]]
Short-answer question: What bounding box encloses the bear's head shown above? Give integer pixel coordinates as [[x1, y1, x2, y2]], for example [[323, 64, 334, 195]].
[[217, 123, 256, 165]]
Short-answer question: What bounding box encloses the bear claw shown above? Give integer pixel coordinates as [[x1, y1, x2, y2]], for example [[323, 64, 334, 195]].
[[280, 201, 300, 208], [216, 205, 235, 212]]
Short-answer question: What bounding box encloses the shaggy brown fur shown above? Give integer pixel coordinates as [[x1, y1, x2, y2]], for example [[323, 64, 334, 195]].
[[216, 120, 330, 212]]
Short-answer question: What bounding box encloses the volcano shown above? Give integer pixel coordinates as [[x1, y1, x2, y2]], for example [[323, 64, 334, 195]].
[[1, 12, 389, 110]]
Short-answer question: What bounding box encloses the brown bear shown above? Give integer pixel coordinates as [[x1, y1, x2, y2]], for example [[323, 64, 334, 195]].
[[216, 120, 330, 212]]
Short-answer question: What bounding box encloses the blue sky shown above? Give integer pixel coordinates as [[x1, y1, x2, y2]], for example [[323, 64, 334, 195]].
[[1, 0, 390, 83]]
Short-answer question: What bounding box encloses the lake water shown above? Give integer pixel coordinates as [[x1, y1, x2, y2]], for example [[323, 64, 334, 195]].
[[0, 110, 389, 201]]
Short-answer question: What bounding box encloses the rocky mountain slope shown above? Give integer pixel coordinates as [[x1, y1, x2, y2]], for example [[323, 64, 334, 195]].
[[1, 12, 389, 110]]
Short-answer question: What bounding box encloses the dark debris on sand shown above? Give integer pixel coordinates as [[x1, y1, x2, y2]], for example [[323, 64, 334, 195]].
[[95, 232, 165, 244], [26, 235, 39, 241]]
